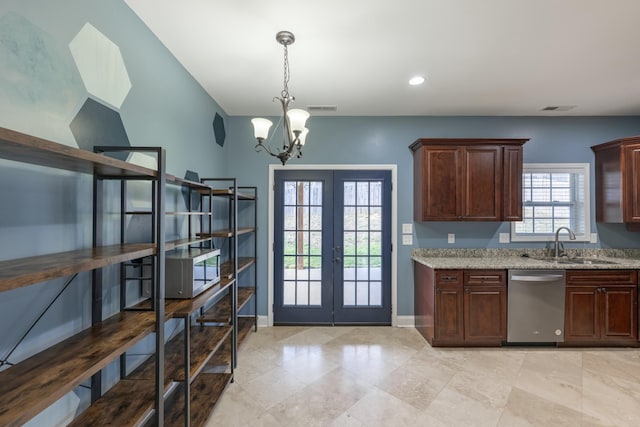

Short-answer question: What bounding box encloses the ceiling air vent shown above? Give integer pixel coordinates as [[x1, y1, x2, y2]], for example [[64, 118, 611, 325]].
[[541, 105, 576, 112], [307, 105, 338, 112]]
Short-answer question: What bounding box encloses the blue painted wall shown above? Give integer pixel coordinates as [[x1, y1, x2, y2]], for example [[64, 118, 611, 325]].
[[226, 116, 640, 317]]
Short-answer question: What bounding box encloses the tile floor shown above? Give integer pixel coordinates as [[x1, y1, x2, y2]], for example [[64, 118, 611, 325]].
[[206, 326, 640, 426]]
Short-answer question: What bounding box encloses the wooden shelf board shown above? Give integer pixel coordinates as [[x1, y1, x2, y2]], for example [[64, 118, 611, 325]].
[[0, 311, 156, 427], [201, 227, 256, 238], [166, 278, 233, 317], [219, 257, 255, 280], [207, 336, 232, 368], [164, 373, 232, 427], [0, 127, 157, 178], [129, 277, 234, 315], [126, 211, 211, 216], [0, 243, 156, 293], [167, 237, 212, 251], [237, 316, 255, 348], [201, 188, 256, 200], [237, 287, 256, 312], [197, 287, 253, 324], [66, 379, 155, 427], [166, 175, 212, 191], [127, 325, 232, 384]]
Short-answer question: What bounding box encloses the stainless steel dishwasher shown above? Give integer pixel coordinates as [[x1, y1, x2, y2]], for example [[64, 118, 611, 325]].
[[507, 270, 566, 343]]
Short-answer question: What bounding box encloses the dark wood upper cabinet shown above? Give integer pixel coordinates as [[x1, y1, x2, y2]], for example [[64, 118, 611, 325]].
[[410, 138, 528, 221], [591, 136, 640, 230]]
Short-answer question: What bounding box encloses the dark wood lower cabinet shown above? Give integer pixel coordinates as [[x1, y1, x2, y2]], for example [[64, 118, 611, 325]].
[[414, 264, 505, 347], [434, 270, 464, 344], [416, 264, 639, 348], [564, 270, 638, 344], [463, 271, 507, 345]]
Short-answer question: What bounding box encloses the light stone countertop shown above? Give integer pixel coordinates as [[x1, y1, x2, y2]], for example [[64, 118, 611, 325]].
[[411, 248, 640, 270]]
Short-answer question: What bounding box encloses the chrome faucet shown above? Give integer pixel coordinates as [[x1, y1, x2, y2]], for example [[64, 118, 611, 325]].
[[554, 226, 576, 258]]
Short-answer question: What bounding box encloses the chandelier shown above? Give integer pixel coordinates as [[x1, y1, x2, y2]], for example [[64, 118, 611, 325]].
[[251, 31, 310, 165]]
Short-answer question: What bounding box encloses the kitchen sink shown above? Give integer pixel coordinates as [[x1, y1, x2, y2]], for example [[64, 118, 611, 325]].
[[533, 257, 618, 265]]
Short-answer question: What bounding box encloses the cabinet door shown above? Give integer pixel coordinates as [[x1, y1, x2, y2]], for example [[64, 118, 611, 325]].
[[564, 286, 600, 341], [461, 146, 502, 220], [463, 271, 506, 343], [623, 144, 640, 222], [434, 271, 464, 343], [419, 146, 461, 220], [600, 286, 638, 340], [502, 146, 523, 221]]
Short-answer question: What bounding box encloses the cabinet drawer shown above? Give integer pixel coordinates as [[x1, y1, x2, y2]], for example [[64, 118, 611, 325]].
[[464, 270, 506, 286], [436, 270, 462, 287], [566, 270, 637, 286]]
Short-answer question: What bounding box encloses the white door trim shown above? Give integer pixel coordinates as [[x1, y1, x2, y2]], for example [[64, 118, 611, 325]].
[[267, 164, 398, 326]]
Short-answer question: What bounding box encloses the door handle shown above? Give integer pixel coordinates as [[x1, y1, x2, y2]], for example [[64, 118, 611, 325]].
[[334, 257, 341, 263]]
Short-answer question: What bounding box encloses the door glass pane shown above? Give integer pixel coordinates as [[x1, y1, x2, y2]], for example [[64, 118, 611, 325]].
[[369, 232, 382, 256], [284, 206, 296, 229], [310, 207, 322, 229], [297, 282, 309, 305], [369, 282, 382, 306], [370, 182, 382, 205], [344, 181, 356, 205], [310, 232, 322, 255], [341, 178, 386, 309], [370, 257, 382, 280], [357, 182, 369, 205], [344, 281, 356, 306], [370, 207, 381, 230], [344, 207, 356, 230], [281, 180, 323, 308], [356, 282, 369, 305], [283, 281, 296, 305], [356, 207, 369, 230]]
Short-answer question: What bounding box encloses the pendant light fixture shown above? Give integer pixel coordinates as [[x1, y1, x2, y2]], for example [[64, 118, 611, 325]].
[[251, 31, 310, 165]]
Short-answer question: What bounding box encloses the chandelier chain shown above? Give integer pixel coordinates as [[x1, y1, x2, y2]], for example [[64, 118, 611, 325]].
[[282, 43, 290, 99]]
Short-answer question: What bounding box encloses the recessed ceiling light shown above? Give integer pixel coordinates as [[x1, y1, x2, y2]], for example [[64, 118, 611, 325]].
[[409, 76, 425, 86]]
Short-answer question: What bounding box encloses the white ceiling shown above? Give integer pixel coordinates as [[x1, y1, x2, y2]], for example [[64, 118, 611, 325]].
[[125, 0, 640, 117]]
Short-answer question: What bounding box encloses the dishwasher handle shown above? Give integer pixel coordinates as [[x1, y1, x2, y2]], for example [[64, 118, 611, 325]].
[[511, 274, 564, 282]]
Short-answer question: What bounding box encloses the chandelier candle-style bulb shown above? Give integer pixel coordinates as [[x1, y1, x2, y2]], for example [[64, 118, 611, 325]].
[[298, 128, 309, 146], [286, 109, 310, 135], [251, 118, 273, 141]]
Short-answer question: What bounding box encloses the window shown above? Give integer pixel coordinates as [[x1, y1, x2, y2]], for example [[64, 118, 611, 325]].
[[511, 163, 590, 242]]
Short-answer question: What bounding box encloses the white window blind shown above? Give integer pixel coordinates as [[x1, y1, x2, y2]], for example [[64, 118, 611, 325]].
[[511, 163, 590, 242]]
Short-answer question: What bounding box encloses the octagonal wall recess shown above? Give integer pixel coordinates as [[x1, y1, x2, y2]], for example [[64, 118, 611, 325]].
[[70, 98, 131, 161], [69, 23, 132, 108]]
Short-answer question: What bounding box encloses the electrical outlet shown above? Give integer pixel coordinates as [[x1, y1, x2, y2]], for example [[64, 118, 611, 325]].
[[448, 233, 455, 244], [402, 234, 413, 245], [499, 233, 510, 244], [590, 233, 598, 243]]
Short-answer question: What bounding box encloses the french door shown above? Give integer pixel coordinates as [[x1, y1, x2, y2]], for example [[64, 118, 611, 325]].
[[273, 169, 391, 325]]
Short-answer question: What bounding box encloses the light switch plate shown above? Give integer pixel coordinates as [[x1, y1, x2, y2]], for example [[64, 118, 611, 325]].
[[402, 234, 413, 245], [448, 233, 455, 244], [590, 233, 598, 243], [499, 233, 510, 244], [402, 223, 413, 234]]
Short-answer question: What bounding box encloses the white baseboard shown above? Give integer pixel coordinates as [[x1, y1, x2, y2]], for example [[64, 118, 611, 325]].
[[257, 315, 269, 328], [395, 315, 415, 327]]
